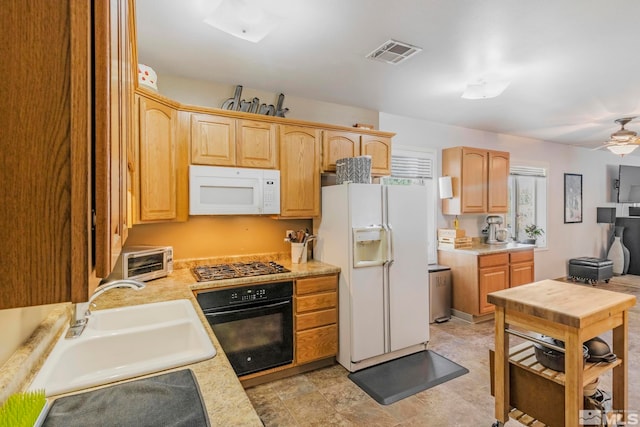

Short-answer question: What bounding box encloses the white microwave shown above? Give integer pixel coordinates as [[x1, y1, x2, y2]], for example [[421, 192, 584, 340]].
[[189, 165, 280, 215]]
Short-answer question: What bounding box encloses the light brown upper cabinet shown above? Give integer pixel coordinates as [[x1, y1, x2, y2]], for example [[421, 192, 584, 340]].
[[486, 150, 510, 212], [191, 113, 236, 166], [191, 113, 277, 169], [321, 131, 361, 171], [237, 119, 278, 168], [132, 92, 188, 223], [321, 131, 392, 176], [360, 134, 392, 175], [279, 125, 321, 218], [442, 146, 510, 215]]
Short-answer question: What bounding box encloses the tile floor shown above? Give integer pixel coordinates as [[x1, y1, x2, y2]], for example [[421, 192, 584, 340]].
[[245, 279, 640, 426]]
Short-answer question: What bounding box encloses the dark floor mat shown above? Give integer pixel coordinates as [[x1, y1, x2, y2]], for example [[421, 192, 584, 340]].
[[348, 350, 469, 405]]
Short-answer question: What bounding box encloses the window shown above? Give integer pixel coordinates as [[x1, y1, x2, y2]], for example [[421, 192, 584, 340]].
[[505, 165, 547, 247]]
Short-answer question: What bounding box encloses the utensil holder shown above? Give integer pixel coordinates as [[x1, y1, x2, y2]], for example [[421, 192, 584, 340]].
[[291, 243, 307, 264]]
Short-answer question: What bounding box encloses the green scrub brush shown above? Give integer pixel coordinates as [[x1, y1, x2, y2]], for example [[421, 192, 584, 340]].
[[0, 389, 47, 427]]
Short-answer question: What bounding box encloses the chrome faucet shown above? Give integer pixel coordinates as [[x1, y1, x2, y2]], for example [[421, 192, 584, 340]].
[[66, 279, 146, 338]]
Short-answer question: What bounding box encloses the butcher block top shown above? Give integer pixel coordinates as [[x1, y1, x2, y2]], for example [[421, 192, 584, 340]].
[[487, 279, 636, 328]]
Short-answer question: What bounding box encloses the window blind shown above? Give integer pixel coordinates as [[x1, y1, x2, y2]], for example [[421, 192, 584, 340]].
[[391, 155, 433, 179], [510, 165, 546, 177]]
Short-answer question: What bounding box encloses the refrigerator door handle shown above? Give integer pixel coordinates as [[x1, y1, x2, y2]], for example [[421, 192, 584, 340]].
[[382, 261, 391, 352], [387, 224, 395, 266], [381, 186, 394, 265]]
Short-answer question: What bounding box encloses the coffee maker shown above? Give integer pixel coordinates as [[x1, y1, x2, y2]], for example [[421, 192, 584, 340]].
[[485, 215, 504, 244]]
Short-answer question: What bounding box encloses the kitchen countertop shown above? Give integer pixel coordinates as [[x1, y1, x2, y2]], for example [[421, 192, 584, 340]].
[[0, 258, 340, 426], [437, 241, 535, 255]]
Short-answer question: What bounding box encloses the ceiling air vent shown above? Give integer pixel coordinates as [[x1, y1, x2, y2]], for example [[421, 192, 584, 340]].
[[366, 39, 422, 64]]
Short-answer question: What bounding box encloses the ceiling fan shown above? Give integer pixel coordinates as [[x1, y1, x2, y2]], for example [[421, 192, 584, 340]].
[[593, 117, 640, 156]]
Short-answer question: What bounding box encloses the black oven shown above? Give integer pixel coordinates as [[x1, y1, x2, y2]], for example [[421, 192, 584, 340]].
[[196, 281, 293, 376]]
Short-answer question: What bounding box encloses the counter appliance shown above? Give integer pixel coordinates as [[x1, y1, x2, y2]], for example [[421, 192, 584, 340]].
[[110, 246, 173, 282], [189, 165, 280, 215], [191, 261, 289, 281], [196, 281, 293, 376], [316, 183, 430, 372], [485, 215, 507, 244]]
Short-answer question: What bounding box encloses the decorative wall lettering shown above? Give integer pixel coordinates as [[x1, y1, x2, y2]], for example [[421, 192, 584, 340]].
[[221, 85, 289, 117]]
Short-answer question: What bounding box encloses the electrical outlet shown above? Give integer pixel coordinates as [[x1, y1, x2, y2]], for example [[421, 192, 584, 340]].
[[285, 229, 294, 238]]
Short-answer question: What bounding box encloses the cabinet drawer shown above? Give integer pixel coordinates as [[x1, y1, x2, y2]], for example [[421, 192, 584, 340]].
[[296, 308, 336, 331], [479, 253, 509, 268], [296, 292, 337, 313], [296, 275, 337, 295], [296, 324, 337, 364], [510, 250, 534, 263]]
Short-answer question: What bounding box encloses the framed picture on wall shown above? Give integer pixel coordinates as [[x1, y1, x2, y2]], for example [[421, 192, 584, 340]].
[[564, 173, 582, 223]]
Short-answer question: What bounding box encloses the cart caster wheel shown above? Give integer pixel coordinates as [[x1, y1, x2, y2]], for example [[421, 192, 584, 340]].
[[605, 279, 610, 283], [492, 422, 504, 427]]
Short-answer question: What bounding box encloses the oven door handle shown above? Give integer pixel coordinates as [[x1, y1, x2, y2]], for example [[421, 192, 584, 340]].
[[203, 299, 291, 317]]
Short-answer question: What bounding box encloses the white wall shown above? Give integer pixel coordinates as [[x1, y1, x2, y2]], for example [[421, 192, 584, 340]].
[[380, 112, 640, 280], [157, 74, 380, 130]]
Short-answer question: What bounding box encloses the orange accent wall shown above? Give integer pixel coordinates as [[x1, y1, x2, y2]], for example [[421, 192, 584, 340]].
[[124, 216, 311, 260]]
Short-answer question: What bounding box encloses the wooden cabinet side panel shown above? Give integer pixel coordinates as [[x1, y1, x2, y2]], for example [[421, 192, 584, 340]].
[[321, 131, 360, 172], [237, 120, 277, 169], [138, 97, 178, 221], [296, 324, 338, 364], [488, 150, 510, 213], [190, 113, 236, 166], [360, 135, 391, 175], [437, 250, 479, 315], [461, 148, 488, 213], [279, 125, 321, 217], [175, 111, 190, 221]]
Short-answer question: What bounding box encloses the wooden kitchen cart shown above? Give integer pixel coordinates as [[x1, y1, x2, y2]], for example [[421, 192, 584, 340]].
[[487, 279, 636, 427]]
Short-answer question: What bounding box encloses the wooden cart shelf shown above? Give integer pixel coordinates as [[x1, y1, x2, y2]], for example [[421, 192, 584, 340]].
[[507, 342, 622, 387], [488, 279, 636, 427]]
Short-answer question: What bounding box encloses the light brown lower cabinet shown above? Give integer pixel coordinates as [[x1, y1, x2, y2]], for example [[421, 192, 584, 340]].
[[295, 275, 338, 364], [509, 249, 535, 287], [478, 253, 509, 314], [437, 249, 534, 321], [239, 274, 338, 387]]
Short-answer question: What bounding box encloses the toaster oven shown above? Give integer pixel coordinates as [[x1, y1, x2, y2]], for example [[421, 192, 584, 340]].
[[115, 246, 173, 282]]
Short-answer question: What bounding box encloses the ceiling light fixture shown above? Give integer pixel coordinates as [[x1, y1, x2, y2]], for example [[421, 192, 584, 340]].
[[610, 117, 638, 142], [204, 0, 281, 43], [607, 144, 638, 156], [461, 79, 510, 100]]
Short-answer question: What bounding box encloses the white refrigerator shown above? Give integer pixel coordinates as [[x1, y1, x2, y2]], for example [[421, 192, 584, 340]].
[[315, 183, 430, 372]]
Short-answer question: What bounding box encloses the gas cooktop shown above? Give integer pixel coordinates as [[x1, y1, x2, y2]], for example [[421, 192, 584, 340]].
[[192, 261, 290, 282]]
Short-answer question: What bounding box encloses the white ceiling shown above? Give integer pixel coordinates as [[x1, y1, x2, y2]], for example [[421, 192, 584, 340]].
[[136, 0, 640, 149]]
